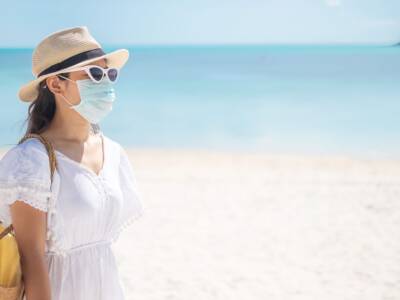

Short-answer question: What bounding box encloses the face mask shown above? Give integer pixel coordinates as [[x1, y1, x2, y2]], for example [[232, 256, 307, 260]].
[[59, 77, 116, 124]]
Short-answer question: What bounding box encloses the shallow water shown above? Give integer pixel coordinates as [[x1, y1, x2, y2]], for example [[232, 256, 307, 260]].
[[0, 45, 399, 159]]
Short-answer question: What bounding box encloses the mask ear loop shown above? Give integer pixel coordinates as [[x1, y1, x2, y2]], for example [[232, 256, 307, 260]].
[[57, 75, 78, 108], [59, 94, 75, 108], [57, 74, 75, 84]]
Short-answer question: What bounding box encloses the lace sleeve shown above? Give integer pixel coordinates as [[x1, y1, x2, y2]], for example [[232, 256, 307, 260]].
[[0, 140, 52, 227], [112, 145, 144, 242]]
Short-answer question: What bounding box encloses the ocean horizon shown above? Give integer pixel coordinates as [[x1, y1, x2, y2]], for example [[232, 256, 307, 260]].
[[1, 45, 399, 160]]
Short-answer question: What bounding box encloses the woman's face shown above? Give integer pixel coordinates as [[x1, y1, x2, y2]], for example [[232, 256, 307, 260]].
[[59, 58, 108, 106], [46, 57, 108, 109]]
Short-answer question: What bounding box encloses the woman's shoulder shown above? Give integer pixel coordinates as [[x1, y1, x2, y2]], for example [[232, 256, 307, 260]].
[[1, 137, 48, 159], [102, 134, 135, 170], [0, 137, 51, 178], [0, 137, 53, 221], [102, 134, 125, 157]]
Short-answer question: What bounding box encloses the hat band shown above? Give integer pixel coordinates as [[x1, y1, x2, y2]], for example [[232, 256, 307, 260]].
[[37, 48, 106, 77]]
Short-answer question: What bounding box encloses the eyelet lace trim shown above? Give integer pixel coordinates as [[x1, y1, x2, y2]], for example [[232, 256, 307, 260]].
[[0, 142, 66, 256], [0, 180, 52, 227], [0, 178, 66, 256], [111, 210, 144, 243], [45, 176, 66, 257]]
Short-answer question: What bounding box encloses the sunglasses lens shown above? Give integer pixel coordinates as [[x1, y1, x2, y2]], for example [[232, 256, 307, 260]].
[[89, 67, 104, 82], [107, 68, 118, 82]]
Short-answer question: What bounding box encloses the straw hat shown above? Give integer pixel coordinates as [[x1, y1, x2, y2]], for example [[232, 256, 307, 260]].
[[18, 26, 130, 102]]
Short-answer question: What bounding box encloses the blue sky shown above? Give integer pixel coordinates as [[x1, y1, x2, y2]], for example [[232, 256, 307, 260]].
[[2, 0, 400, 47]]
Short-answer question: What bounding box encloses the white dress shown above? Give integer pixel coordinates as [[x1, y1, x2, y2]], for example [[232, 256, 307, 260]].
[[0, 131, 144, 300]]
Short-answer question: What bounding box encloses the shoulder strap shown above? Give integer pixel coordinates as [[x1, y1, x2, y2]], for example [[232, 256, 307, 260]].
[[0, 133, 58, 238], [17, 133, 58, 183]]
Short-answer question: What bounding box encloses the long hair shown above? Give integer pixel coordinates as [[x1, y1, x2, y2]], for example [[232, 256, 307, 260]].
[[23, 73, 69, 135], [22, 73, 100, 137]]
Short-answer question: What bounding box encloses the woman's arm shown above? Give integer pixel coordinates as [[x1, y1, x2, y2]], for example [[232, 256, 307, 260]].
[[10, 200, 52, 300]]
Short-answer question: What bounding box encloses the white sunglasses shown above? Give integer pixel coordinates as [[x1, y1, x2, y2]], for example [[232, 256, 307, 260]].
[[60, 65, 120, 83]]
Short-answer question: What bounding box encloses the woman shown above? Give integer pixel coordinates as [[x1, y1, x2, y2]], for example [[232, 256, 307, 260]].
[[0, 26, 144, 300]]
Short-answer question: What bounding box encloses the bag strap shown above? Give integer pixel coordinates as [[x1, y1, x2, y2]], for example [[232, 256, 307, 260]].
[[18, 133, 58, 182], [0, 133, 57, 238]]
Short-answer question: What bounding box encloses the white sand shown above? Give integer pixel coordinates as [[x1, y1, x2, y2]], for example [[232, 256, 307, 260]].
[[113, 149, 400, 300], [2, 146, 399, 299]]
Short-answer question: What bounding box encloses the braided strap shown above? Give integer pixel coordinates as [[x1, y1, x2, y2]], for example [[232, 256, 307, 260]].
[[0, 222, 13, 239], [18, 134, 57, 181], [0, 133, 57, 238]]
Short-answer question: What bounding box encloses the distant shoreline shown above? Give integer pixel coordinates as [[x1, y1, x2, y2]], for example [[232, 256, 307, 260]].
[[0, 146, 399, 164]]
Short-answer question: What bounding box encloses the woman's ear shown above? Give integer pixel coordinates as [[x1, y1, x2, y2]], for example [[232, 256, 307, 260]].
[[46, 76, 64, 95]]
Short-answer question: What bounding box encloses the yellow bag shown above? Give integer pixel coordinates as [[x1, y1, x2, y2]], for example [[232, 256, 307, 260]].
[[0, 133, 57, 300], [0, 222, 24, 300]]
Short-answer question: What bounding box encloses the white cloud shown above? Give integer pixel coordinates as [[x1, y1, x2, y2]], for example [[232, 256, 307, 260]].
[[325, 0, 341, 7]]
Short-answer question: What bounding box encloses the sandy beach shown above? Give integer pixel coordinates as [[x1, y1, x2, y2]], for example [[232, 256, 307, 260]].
[[114, 148, 400, 300], [1, 146, 399, 300]]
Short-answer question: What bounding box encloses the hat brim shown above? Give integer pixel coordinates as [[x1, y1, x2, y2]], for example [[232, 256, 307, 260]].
[[18, 48, 130, 102]]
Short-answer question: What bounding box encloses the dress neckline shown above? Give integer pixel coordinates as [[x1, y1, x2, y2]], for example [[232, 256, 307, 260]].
[[53, 132, 107, 178]]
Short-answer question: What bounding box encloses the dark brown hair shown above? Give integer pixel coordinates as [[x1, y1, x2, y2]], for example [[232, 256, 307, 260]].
[[23, 73, 70, 135]]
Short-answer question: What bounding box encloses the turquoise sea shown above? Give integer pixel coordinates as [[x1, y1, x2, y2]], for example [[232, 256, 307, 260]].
[[0, 45, 399, 159]]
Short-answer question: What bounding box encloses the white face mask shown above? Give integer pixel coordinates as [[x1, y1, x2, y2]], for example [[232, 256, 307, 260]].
[[59, 76, 116, 124]]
